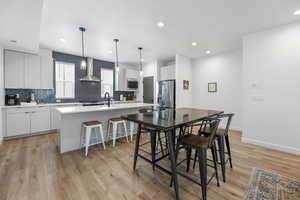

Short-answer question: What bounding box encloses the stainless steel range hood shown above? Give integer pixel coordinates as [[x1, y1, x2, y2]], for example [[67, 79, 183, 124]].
[[80, 57, 100, 82]]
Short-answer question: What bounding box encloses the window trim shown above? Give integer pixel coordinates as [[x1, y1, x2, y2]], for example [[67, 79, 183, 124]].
[[100, 67, 114, 98], [55, 61, 75, 99]]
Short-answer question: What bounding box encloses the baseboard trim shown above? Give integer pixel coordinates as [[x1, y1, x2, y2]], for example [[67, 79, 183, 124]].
[[242, 137, 300, 155]]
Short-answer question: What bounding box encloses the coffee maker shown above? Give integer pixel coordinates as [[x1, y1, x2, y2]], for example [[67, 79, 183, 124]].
[[5, 94, 20, 106]]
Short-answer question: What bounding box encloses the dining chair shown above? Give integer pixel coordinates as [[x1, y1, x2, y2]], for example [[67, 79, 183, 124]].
[[173, 119, 221, 200], [193, 113, 235, 182]]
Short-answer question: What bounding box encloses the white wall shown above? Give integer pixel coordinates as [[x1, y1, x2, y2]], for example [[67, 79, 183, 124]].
[[175, 54, 193, 108], [242, 22, 300, 155], [142, 60, 159, 104], [0, 45, 4, 140], [192, 50, 242, 130]]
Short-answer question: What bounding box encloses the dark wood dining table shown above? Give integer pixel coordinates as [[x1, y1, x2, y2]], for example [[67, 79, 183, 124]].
[[122, 107, 223, 200]]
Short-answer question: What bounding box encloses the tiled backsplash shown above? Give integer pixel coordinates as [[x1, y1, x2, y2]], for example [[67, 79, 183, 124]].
[[5, 89, 136, 103], [113, 91, 135, 101], [5, 89, 56, 103]]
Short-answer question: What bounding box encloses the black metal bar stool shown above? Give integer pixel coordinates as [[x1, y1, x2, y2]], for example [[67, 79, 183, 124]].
[[173, 119, 221, 200], [194, 113, 234, 183]]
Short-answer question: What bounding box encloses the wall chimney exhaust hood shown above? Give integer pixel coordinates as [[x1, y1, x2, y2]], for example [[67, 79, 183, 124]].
[[80, 57, 100, 82]]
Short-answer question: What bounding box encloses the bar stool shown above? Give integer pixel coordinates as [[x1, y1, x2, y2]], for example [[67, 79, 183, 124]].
[[173, 119, 221, 200], [80, 120, 106, 157], [193, 113, 235, 182], [107, 117, 129, 147]]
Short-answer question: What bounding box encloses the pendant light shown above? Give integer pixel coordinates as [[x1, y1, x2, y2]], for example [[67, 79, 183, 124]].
[[79, 27, 87, 70], [138, 47, 143, 76], [114, 39, 119, 72]]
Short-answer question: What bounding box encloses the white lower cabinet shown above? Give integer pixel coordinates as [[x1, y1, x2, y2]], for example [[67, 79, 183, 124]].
[[51, 107, 61, 130], [31, 107, 51, 133], [4, 104, 80, 138], [6, 110, 31, 137], [4, 107, 51, 138]]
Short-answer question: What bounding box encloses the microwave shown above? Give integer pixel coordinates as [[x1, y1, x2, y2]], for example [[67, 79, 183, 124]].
[[127, 80, 138, 89]]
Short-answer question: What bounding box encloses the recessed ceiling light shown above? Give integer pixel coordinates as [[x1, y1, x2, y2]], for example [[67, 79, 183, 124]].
[[157, 22, 165, 28], [10, 40, 17, 43], [108, 50, 113, 54], [293, 9, 300, 15], [141, 58, 145, 62], [205, 50, 211, 54], [191, 42, 197, 46], [60, 38, 66, 43]]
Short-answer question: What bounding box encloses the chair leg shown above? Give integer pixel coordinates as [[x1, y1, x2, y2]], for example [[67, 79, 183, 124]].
[[133, 124, 142, 171], [80, 125, 84, 149], [211, 144, 220, 187], [158, 131, 165, 156], [94, 127, 99, 146], [225, 134, 233, 168], [99, 125, 106, 150], [198, 148, 208, 200], [123, 121, 129, 143], [112, 123, 117, 147], [218, 136, 226, 182], [193, 149, 198, 169], [186, 146, 192, 172], [150, 130, 157, 171], [85, 127, 91, 157]]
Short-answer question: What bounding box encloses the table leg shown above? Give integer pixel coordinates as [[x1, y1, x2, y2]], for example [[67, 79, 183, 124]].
[[198, 148, 208, 200], [133, 124, 142, 171], [166, 129, 180, 200], [150, 130, 157, 171]]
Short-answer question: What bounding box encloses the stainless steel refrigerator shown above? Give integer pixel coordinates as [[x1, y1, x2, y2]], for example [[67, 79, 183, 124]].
[[158, 80, 176, 109]]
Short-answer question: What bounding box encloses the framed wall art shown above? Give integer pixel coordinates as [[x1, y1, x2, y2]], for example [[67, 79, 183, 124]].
[[208, 82, 217, 92], [183, 80, 189, 90]]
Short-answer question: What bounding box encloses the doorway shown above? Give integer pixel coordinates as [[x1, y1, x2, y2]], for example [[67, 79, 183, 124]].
[[143, 76, 154, 103]]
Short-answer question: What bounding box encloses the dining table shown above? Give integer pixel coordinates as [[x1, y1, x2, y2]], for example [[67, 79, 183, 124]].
[[121, 107, 223, 200]]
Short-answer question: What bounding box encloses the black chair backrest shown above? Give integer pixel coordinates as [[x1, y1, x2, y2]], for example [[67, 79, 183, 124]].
[[207, 119, 221, 147], [197, 118, 211, 133], [217, 113, 234, 135]]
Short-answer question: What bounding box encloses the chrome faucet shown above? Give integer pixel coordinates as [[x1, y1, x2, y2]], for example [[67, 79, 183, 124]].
[[104, 92, 111, 107]]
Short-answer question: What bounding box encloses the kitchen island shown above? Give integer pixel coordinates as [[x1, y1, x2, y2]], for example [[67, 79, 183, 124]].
[[56, 103, 154, 153]]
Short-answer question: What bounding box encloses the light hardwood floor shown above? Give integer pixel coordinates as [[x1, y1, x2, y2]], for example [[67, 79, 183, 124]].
[[0, 131, 299, 200]]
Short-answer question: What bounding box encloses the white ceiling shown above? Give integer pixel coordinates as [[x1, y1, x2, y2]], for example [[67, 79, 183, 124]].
[[0, 0, 43, 53], [2, 0, 300, 64]]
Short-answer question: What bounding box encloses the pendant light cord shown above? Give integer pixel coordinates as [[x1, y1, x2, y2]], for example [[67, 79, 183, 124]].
[[79, 27, 86, 59], [114, 39, 119, 68], [138, 47, 143, 72], [81, 30, 85, 58]]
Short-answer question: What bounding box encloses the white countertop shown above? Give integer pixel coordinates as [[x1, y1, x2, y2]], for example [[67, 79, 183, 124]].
[[56, 103, 155, 114], [1, 100, 141, 109], [1, 102, 82, 109]]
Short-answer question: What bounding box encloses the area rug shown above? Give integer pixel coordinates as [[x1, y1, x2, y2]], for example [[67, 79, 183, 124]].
[[245, 168, 300, 200]]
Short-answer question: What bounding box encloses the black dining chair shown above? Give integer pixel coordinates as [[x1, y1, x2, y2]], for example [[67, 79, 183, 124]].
[[193, 113, 234, 182], [173, 118, 221, 200]]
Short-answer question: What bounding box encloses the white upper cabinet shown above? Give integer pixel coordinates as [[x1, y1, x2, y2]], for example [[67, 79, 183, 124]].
[[4, 50, 25, 88], [160, 65, 175, 81], [4, 49, 53, 89], [24, 54, 41, 89], [126, 68, 139, 79], [40, 49, 54, 89]]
